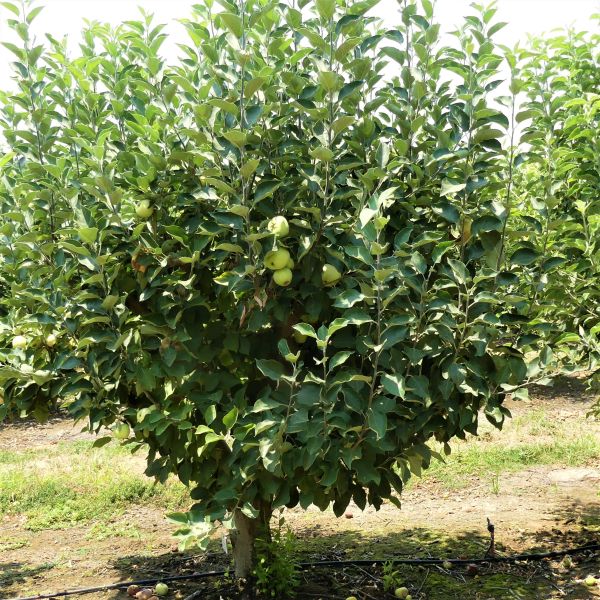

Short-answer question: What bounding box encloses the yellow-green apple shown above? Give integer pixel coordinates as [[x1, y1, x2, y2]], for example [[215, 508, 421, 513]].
[[135, 200, 154, 219], [264, 249, 291, 270], [322, 263, 341, 285], [273, 268, 293, 286], [267, 216, 289, 237]]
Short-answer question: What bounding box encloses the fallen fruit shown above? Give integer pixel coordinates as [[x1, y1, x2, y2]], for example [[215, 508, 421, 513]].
[[273, 268, 293, 287], [345, 597, 358, 600], [395, 587, 409, 599], [135, 200, 154, 219], [344, 511, 353, 519], [562, 556, 573, 569], [442, 560, 452, 570], [405, 596, 412, 600], [127, 585, 140, 597], [466, 563, 479, 576], [264, 249, 291, 270], [321, 263, 341, 285], [585, 576, 597, 586], [267, 216, 289, 237], [154, 583, 169, 597], [135, 589, 154, 600]]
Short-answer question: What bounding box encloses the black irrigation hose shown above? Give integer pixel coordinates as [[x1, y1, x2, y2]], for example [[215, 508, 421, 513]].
[[8, 542, 600, 600]]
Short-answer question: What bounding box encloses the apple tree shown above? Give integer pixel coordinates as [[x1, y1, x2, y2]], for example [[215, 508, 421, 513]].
[[507, 25, 600, 386], [0, 0, 542, 582]]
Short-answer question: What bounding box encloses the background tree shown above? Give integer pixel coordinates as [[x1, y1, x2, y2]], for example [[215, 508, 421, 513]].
[[509, 22, 600, 391]]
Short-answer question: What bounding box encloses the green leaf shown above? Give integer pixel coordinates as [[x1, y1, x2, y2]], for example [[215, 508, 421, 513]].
[[0, 2, 20, 16], [368, 404, 387, 439], [310, 146, 334, 162], [376, 142, 390, 168], [510, 247, 539, 266], [333, 289, 364, 308], [203, 405, 217, 425], [447, 259, 469, 284], [223, 407, 239, 429], [26, 5, 43, 23], [381, 373, 405, 397], [318, 70, 340, 92], [223, 130, 247, 148], [327, 310, 372, 337], [440, 180, 466, 196], [214, 243, 245, 253], [244, 77, 265, 98], [254, 180, 281, 201], [0, 151, 15, 169], [338, 80, 364, 101], [256, 359, 285, 381], [293, 323, 317, 338], [381, 46, 405, 64], [471, 215, 502, 235], [329, 351, 353, 371], [315, 0, 336, 21], [219, 12, 243, 37], [332, 115, 355, 137], [240, 159, 260, 179], [78, 227, 98, 244]]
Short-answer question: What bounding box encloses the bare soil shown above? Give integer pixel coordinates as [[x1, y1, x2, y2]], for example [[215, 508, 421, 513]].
[[1, 378, 599, 600]]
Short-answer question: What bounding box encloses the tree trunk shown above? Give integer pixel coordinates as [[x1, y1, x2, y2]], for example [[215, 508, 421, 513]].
[[231, 502, 273, 597]]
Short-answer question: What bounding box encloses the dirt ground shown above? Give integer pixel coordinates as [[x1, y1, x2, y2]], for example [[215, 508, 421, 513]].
[[1, 378, 599, 600]]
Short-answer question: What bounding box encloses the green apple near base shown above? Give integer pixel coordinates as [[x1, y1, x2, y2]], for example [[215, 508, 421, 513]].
[[154, 583, 169, 596]]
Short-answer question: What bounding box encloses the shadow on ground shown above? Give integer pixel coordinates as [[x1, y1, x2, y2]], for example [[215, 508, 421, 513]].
[[0, 561, 55, 590], [528, 375, 594, 406], [106, 523, 600, 600]]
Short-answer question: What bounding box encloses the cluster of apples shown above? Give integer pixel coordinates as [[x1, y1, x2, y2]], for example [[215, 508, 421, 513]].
[[11, 332, 58, 350], [264, 216, 294, 286], [265, 216, 343, 288], [127, 583, 169, 599]]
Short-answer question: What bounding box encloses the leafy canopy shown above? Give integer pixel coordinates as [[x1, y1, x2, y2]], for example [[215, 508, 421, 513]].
[[0, 0, 547, 547]]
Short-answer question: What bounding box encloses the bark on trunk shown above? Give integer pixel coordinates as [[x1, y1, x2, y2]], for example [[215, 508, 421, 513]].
[[232, 509, 257, 580], [230, 502, 273, 598]]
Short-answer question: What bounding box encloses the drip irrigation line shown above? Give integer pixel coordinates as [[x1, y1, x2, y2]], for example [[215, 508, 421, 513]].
[[8, 542, 600, 600]]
